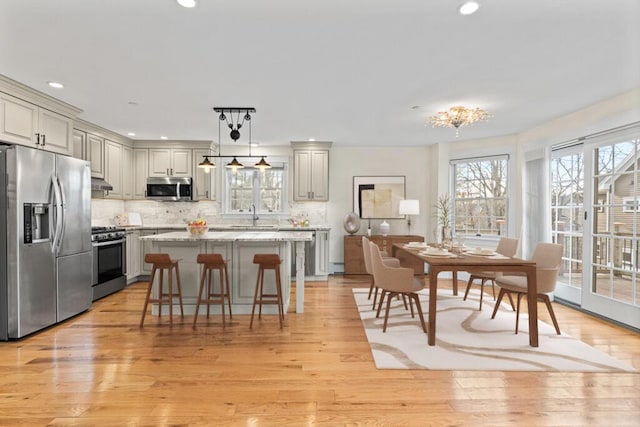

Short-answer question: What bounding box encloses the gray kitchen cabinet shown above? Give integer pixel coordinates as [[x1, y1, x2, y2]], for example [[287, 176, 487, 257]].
[[292, 142, 331, 201], [149, 148, 192, 177], [126, 230, 141, 282], [0, 92, 74, 155]]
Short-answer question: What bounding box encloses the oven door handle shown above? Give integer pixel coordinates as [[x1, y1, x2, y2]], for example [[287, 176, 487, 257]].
[[92, 239, 126, 247]]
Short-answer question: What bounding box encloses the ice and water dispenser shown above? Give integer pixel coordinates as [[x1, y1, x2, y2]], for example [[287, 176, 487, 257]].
[[23, 203, 50, 244]]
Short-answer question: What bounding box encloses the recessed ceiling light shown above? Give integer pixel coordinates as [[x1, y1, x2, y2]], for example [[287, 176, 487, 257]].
[[160, 136, 168, 140], [411, 106, 421, 110], [128, 101, 138, 106], [250, 142, 260, 147], [47, 81, 64, 89], [458, 1, 480, 15], [127, 132, 136, 137], [176, 0, 197, 8], [308, 138, 316, 142]]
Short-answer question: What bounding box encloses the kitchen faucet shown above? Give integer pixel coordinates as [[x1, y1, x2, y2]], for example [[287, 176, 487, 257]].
[[250, 203, 259, 226]]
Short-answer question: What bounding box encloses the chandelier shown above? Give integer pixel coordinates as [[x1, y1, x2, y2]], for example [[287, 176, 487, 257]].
[[197, 107, 270, 173], [428, 106, 490, 137]]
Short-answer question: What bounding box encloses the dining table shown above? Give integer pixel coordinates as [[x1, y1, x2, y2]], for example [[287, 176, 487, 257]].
[[391, 243, 539, 347]]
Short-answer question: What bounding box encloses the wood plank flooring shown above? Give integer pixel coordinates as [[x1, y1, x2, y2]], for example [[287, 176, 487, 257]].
[[0, 275, 638, 426]]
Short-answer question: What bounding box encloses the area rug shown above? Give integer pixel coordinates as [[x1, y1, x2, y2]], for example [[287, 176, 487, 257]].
[[353, 288, 636, 372]]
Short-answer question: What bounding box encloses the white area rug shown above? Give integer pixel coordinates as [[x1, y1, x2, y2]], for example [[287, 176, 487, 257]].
[[353, 288, 636, 372]]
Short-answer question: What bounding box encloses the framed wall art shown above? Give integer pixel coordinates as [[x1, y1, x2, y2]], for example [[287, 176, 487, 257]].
[[353, 176, 406, 219]]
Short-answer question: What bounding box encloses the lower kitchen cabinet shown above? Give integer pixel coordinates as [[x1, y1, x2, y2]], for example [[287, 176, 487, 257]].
[[126, 230, 141, 282], [314, 230, 330, 277]]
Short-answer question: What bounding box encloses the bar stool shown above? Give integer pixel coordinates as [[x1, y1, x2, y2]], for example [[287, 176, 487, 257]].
[[140, 253, 184, 327], [250, 254, 284, 329], [193, 253, 232, 328]]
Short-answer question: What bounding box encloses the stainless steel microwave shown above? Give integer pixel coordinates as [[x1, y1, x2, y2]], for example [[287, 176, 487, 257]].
[[146, 176, 193, 201]]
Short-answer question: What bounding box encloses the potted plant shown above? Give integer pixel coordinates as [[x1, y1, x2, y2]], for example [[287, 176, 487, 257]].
[[434, 193, 452, 244]]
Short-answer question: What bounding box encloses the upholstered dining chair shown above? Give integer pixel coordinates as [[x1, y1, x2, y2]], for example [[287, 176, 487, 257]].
[[491, 242, 564, 335], [369, 241, 427, 333], [362, 236, 401, 310], [463, 237, 519, 310]]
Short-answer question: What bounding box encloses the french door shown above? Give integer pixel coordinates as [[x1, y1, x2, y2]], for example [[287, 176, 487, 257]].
[[551, 125, 639, 329]]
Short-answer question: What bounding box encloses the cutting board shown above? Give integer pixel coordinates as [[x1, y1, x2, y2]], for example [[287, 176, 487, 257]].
[[127, 212, 142, 226]]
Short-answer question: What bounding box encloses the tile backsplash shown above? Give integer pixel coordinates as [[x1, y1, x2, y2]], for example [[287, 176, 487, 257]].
[[91, 199, 328, 227]]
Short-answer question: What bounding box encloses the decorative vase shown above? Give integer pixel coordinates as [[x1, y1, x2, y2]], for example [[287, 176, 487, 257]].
[[343, 212, 361, 235], [379, 220, 390, 236]]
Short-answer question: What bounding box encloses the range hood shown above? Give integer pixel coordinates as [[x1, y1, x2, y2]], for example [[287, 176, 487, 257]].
[[91, 177, 113, 191]]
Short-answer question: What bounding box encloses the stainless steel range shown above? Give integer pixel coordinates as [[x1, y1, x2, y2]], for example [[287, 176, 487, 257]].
[[91, 226, 127, 301]]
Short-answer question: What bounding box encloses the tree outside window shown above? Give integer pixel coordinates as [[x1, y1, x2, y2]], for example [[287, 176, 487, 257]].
[[452, 156, 508, 236], [225, 166, 286, 214]]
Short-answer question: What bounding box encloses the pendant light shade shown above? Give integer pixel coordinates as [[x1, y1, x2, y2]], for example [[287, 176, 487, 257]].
[[254, 156, 271, 171], [197, 156, 215, 173], [226, 156, 244, 172]]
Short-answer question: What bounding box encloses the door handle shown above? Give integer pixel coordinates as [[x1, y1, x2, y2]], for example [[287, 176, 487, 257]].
[[35, 133, 40, 145], [41, 134, 46, 146]]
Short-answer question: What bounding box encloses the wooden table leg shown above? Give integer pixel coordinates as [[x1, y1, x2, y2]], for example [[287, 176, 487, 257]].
[[526, 266, 538, 347], [452, 271, 458, 296], [428, 269, 438, 345]]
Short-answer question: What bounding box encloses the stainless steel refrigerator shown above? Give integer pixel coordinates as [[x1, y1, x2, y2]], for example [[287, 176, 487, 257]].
[[0, 145, 92, 340]]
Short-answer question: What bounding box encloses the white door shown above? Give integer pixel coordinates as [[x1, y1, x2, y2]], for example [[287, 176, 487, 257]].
[[551, 125, 639, 329]]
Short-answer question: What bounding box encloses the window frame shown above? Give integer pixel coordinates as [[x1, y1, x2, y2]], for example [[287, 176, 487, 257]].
[[222, 157, 289, 217], [450, 154, 510, 238]]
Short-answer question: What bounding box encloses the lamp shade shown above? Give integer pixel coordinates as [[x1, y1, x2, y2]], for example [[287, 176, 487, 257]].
[[399, 199, 420, 216]]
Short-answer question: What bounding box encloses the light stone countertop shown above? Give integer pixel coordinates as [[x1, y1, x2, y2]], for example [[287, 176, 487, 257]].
[[139, 230, 314, 242], [125, 224, 330, 231]]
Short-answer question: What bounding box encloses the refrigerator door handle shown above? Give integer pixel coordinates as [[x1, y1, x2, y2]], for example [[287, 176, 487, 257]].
[[51, 174, 64, 253]]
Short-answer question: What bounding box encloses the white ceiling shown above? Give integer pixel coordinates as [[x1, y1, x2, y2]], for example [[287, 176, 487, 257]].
[[1, 0, 638, 147]]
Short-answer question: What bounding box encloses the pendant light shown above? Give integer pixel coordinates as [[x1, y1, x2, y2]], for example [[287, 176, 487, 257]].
[[226, 156, 244, 172], [254, 156, 271, 171], [198, 107, 269, 172], [197, 155, 215, 173]]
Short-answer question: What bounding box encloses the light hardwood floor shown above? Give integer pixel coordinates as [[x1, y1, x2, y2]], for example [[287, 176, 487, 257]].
[[1, 275, 638, 426]]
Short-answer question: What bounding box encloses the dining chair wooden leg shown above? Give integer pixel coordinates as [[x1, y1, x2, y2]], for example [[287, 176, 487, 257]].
[[367, 277, 375, 299], [541, 294, 561, 335], [382, 292, 394, 333], [376, 289, 387, 318], [463, 275, 477, 301], [371, 286, 379, 310], [408, 294, 415, 318], [411, 293, 427, 333], [491, 288, 506, 319], [401, 294, 408, 310], [514, 292, 524, 334]]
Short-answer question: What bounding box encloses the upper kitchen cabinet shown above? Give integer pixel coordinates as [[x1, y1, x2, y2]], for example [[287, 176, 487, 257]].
[[133, 148, 148, 199], [0, 75, 81, 156], [0, 93, 74, 155], [72, 129, 85, 159], [291, 141, 332, 201], [149, 148, 192, 177], [104, 140, 122, 199], [86, 133, 105, 178], [193, 148, 215, 200], [121, 145, 133, 199]]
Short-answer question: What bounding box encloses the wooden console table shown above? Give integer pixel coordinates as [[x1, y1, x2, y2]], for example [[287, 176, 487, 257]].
[[343, 234, 425, 275]]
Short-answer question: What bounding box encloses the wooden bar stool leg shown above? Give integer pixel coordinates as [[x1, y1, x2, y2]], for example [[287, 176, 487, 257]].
[[140, 266, 157, 327], [224, 263, 232, 319], [206, 268, 212, 318], [275, 267, 283, 328], [168, 267, 173, 324], [218, 267, 226, 327], [250, 266, 262, 329], [174, 262, 184, 317], [192, 264, 208, 328], [158, 269, 164, 320]]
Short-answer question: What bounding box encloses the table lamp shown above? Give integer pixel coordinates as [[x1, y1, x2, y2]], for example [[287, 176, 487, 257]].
[[398, 199, 419, 235]]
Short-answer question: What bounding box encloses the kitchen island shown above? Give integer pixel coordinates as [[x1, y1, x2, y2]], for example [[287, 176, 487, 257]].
[[140, 230, 314, 314]]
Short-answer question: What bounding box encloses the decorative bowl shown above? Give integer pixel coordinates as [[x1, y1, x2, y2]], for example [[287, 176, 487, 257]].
[[186, 224, 208, 235]]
